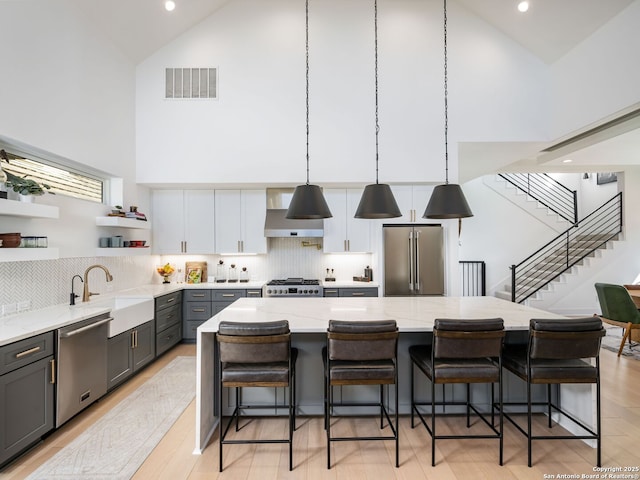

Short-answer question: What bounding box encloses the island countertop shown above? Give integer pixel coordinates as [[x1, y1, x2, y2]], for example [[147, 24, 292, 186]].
[[197, 295, 561, 333]]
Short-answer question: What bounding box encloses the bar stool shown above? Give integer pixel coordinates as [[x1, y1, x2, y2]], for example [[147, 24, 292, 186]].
[[323, 319, 399, 469], [501, 317, 604, 467], [217, 320, 297, 471], [409, 318, 505, 466]]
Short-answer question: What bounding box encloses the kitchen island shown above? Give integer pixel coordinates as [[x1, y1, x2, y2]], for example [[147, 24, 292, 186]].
[[194, 296, 598, 454]]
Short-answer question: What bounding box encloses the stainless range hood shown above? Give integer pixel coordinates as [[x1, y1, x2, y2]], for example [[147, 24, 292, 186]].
[[264, 188, 324, 237]]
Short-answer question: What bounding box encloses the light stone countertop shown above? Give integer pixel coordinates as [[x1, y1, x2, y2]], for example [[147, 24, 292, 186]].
[[0, 280, 266, 347], [198, 295, 562, 333]]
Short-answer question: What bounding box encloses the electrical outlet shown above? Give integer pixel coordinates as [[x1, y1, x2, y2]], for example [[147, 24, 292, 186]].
[[17, 300, 31, 312]]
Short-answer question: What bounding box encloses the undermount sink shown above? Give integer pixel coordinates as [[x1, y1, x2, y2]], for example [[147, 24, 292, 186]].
[[97, 296, 154, 338]]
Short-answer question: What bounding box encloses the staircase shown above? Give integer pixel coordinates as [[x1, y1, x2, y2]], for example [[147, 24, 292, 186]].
[[484, 173, 577, 231], [496, 193, 623, 304]]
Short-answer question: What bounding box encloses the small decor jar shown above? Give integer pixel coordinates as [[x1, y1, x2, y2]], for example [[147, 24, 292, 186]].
[[239, 267, 249, 283], [228, 264, 238, 283], [216, 260, 226, 283]]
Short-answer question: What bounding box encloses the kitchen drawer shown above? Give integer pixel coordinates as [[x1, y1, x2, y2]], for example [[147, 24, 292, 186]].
[[183, 301, 212, 321], [212, 289, 246, 301], [184, 320, 206, 340], [323, 288, 339, 297], [156, 322, 181, 357], [0, 331, 55, 376], [339, 287, 378, 297], [156, 303, 182, 332], [245, 289, 262, 298], [213, 302, 235, 315], [183, 290, 212, 302], [155, 291, 182, 311]]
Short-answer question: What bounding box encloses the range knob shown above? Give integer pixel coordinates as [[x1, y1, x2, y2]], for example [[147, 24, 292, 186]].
[[267, 289, 272, 294]]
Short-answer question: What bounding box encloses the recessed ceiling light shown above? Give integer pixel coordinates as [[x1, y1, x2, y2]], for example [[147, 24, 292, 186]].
[[517, 1, 529, 13], [562, 159, 573, 163], [165, 1, 176, 12]]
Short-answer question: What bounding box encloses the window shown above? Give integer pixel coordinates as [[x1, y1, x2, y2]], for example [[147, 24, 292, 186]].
[[1, 150, 103, 203]]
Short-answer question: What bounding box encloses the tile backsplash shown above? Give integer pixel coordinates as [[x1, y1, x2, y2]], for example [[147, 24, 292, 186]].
[[0, 238, 374, 314]]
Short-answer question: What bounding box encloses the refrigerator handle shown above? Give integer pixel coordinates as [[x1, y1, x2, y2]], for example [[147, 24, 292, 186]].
[[408, 231, 414, 291], [415, 230, 421, 291]]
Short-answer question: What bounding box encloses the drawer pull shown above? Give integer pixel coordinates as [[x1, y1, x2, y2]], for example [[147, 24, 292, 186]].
[[325, 290, 338, 294], [193, 308, 206, 313], [167, 298, 176, 303], [351, 292, 365, 296], [222, 294, 235, 298], [248, 292, 260, 296], [192, 294, 206, 298], [16, 346, 41, 358]]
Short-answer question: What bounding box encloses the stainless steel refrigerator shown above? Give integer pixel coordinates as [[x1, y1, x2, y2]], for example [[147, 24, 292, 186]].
[[383, 224, 444, 296]]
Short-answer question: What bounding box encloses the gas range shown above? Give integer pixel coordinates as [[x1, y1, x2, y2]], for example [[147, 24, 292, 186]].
[[264, 278, 323, 297]]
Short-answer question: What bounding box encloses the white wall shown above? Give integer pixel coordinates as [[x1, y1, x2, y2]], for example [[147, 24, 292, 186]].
[[135, 0, 549, 186], [550, 0, 640, 136]]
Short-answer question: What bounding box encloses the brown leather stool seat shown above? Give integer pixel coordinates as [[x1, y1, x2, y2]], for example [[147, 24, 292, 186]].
[[409, 318, 505, 466], [501, 317, 604, 467], [217, 320, 297, 471], [323, 319, 399, 469]]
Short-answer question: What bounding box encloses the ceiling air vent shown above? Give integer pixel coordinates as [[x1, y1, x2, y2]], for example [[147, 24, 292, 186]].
[[165, 68, 217, 99]]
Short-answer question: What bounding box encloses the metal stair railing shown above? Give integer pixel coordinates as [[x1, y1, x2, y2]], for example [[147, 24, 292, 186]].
[[459, 261, 486, 296], [510, 192, 622, 304], [499, 173, 578, 224]]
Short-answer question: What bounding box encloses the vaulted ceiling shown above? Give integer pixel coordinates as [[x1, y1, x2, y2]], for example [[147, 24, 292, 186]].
[[67, 0, 638, 177]]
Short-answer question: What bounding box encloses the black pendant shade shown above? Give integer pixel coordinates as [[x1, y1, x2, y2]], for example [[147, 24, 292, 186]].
[[286, 184, 333, 219], [354, 183, 401, 219], [423, 183, 473, 219]]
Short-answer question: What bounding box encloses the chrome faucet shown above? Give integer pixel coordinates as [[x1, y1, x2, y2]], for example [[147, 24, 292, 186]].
[[82, 264, 113, 302]]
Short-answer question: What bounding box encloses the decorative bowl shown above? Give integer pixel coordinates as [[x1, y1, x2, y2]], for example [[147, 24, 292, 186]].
[[0, 233, 21, 248]]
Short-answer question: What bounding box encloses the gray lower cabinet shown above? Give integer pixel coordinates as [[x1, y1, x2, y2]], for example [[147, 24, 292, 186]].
[[0, 332, 55, 467], [183, 288, 262, 340], [156, 291, 183, 356], [107, 320, 155, 391], [323, 287, 378, 297]]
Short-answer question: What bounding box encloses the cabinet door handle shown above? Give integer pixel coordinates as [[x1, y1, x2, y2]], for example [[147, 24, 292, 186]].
[[238, 240, 241, 252], [193, 308, 206, 312], [135, 330, 138, 348], [16, 346, 41, 358], [222, 294, 235, 298], [131, 331, 136, 349], [50, 359, 56, 384], [347, 239, 350, 251]]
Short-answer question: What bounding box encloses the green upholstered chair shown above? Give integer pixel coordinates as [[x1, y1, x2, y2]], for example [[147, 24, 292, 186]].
[[594, 282, 640, 356]]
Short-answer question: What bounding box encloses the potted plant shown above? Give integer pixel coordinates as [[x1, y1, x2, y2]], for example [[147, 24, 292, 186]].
[[0, 149, 53, 200], [4, 170, 52, 199]]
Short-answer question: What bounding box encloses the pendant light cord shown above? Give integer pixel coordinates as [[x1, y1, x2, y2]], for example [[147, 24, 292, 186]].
[[305, 0, 310, 185], [374, 0, 380, 185], [443, 0, 449, 185]]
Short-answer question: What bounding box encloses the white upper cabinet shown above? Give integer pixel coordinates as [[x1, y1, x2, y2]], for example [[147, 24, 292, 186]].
[[214, 189, 266, 254], [388, 185, 433, 223], [151, 190, 215, 254], [323, 189, 372, 253]]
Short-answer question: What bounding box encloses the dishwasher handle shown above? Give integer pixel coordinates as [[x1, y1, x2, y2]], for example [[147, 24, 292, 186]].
[[60, 317, 112, 338]]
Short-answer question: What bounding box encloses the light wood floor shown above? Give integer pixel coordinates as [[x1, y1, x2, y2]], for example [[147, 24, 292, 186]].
[[2, 343, 640, 480]]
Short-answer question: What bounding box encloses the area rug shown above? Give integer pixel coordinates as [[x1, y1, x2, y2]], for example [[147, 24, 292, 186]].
[[601, 326, 640, 359], [27, 356, 196, 480]]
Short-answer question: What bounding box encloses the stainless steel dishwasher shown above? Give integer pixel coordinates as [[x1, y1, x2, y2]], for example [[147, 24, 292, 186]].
[[56, 312, 111, 427]]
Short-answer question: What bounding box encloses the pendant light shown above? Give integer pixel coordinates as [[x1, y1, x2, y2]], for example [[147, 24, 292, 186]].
[[354, 0, 401, 219], [423, 0, 473, 220], [286, 0, 332, 220]]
